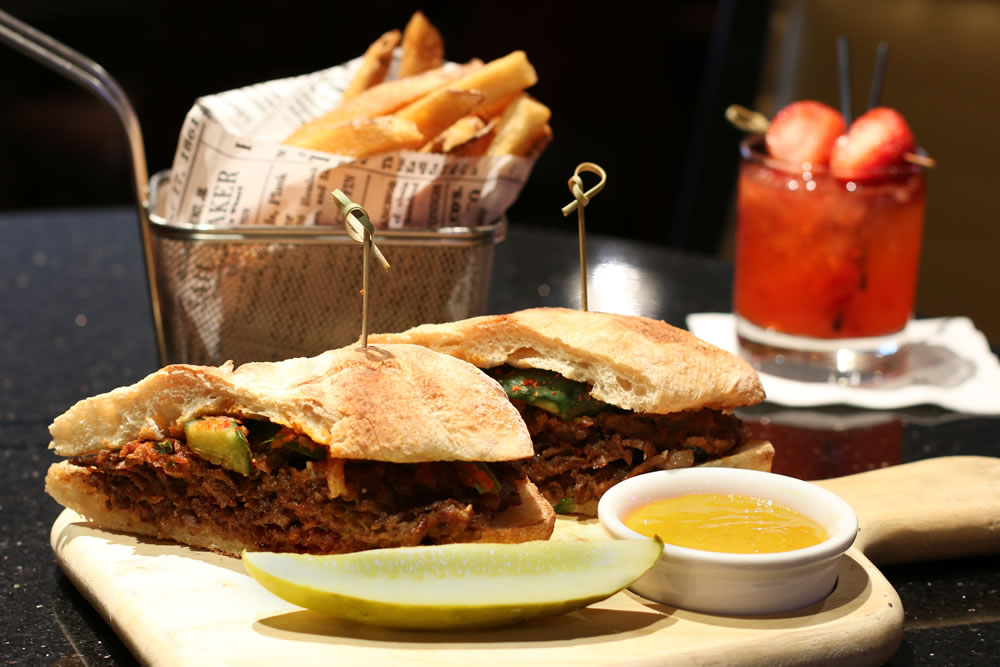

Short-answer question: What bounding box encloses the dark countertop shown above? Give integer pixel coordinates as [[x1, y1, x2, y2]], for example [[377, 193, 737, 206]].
[[2, 207, 998, 665]]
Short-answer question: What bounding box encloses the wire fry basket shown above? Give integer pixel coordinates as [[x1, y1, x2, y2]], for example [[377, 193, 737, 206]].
[[2, 10, 504, 367], [148, 172, 502, 365]]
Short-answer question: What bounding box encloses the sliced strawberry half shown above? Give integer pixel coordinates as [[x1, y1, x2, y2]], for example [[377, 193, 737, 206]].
[[764, 100, 845, 167], [830, 107, 915, 177]]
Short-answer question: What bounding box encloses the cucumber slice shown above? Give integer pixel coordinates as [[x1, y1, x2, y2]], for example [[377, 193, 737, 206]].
[[184, 416, 252, 476]]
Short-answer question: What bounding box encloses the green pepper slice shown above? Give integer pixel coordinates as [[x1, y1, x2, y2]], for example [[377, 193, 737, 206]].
[[488, 367, 611, 419]]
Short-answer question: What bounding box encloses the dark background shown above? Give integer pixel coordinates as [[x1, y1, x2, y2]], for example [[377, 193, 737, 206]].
[[4, 1, 1000, 343], [0, 0, 769, 253]]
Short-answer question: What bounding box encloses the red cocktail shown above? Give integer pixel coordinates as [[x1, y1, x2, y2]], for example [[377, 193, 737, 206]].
[[736, 140, 925, 338], [732, 103, 927, 383]]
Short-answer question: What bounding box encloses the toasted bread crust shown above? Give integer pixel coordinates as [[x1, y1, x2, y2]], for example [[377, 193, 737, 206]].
[[368, 308, 765, 414], [697, 439, 775, 473], [45, 461, 555, 557], [49, 344, 532, 463], [568, 439, 776, 517]]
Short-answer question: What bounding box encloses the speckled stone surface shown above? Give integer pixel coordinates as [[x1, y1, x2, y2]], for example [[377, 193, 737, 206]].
[[2, 208, 998, 665], [2, 208, 155, 666]]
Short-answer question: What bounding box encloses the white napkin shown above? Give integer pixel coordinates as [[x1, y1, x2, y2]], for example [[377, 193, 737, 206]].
[[687, 313, 1000, 414]]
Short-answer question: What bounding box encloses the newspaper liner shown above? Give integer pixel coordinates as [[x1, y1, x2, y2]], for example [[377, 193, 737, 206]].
[[156, 53, 539, 365], [165, 53, 540, 229]]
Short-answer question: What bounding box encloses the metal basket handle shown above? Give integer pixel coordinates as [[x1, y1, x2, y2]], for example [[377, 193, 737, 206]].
[[0, 9, 166, 365]]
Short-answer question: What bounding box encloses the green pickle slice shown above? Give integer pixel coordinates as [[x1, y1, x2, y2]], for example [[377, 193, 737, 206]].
[[184, 416, 252, 476], [242, 538, 662, 630], [489, 367, 610, 419]]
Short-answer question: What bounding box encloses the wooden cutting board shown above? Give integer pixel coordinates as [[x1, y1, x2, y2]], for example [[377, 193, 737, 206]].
[[51, 456, 1000, 666]]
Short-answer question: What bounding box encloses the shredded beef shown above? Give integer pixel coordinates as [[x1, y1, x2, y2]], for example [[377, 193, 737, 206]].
[[513, 402, 750, 508], [73, 440, 523, 554]]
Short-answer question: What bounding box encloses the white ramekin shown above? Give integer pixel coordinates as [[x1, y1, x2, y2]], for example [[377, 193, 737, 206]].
[[597, 467, 859, 615]]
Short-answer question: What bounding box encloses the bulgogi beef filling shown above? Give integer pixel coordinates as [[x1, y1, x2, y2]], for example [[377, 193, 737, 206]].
[[513, 401, 750, 509], [68, 429, 525, 554]]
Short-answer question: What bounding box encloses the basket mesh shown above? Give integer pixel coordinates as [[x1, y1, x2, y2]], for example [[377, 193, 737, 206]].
[[155, 237, 496, 366]]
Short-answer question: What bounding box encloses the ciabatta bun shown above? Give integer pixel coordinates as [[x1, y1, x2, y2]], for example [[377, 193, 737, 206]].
[[49, 343, 531, 463], [368, 308, 765, 414]]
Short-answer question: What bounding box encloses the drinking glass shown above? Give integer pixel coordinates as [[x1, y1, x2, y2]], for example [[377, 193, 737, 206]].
[[733, 137, 926, 384]]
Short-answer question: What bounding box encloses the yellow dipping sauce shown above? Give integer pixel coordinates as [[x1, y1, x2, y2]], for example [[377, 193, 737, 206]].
[[624, 493, 828, 554]]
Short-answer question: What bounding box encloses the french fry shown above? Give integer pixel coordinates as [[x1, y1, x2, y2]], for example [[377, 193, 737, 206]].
[[447, 126, 497, 158], [475, 93, 518, 121], [446, 51, 538, 109], [526, 123, 553, 156], [341, 29, 401, 101], [282, 20, 551, 163], [420, 116, 488, 153], [300, 116, 424, 158], [283, 61, 482, 149], [395, 88, 485, 142], [393, 49, 539, 144], [398, 11, 444, 77], [486, 94, 552, 156]]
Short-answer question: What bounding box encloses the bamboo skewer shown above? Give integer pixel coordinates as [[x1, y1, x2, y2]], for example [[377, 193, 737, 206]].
[[561, 162, 606, 312], [331, 189, 391, 348]]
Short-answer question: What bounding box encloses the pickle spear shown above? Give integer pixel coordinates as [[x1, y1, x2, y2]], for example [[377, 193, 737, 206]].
[[242, 538, 662, 630]]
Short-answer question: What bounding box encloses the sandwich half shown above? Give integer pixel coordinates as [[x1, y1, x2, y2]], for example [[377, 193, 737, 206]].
[[46, 343, 555, 556], [369, 308, 774, 515]]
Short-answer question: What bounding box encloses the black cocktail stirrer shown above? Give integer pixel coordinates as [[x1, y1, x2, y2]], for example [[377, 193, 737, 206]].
[[836, 35, 863, 324], [837, 35, 853, 125], [867, 41, 889, 110]]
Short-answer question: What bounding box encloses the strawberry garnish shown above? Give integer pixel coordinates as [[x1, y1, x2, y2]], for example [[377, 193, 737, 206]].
[[830, 107, 915, 177], [764, 101, 845, 167]]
